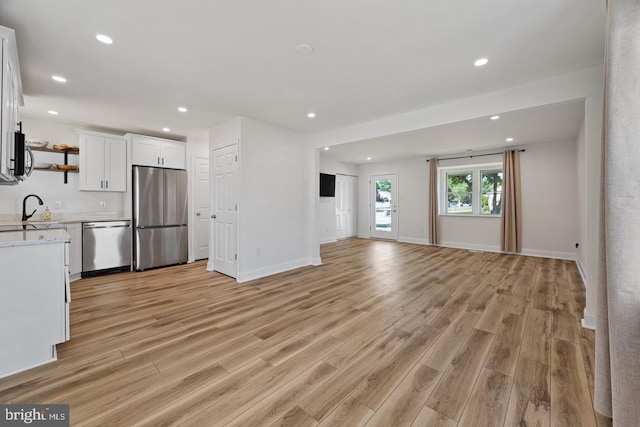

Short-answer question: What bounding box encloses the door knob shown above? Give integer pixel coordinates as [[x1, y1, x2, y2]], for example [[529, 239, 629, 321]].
[[196, 212, 201, 216], [212, 214, 216, 219]]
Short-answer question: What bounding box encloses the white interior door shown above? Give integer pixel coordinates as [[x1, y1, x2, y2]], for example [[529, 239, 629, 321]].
[[335, 176, 347, 239], [194, 156, 210, 260], [346, 175, 358, 237], [211, 144, 238, 278], [370, 173, 398, 240]]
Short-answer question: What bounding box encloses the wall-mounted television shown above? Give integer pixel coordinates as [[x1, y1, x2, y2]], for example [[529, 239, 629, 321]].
[[319, 173, 336, 197]]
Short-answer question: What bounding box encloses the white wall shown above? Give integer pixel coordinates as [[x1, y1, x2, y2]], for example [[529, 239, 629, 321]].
[[356, 157, 429, 243], [355, 140, 578, 259], [519, 139, 578, 258], [211, 118, 317, 281], [0, 118, 124, 220], [318, 157, 358, 243]]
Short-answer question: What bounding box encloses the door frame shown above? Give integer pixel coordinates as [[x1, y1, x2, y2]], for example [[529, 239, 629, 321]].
[[191, 154, 210, 262], [369, 172, 399, 240], [207, 142, 240, 277]]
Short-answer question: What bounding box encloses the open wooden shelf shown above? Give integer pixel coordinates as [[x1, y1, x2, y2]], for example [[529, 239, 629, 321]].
[[30, 145, 79, 183]]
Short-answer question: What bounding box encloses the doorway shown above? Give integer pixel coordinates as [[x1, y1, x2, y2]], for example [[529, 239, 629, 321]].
[[335, 174, 358, 239], [370, 173, 398, 240], [211, 144, 238, 278], [193, 156, 210, 261]]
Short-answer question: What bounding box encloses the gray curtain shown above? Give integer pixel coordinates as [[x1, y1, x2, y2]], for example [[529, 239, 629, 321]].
[[595, 0, 640, 424], [500, 150, 522, 252], [428, 158, 439, 244]]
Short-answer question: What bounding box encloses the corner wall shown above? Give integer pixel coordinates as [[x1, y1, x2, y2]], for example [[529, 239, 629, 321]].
[[231, 118, 317, 282]]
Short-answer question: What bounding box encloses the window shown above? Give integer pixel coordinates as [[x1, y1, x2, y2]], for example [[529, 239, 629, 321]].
[[440, 163, 503, 216], [446, 172, 473, 214]]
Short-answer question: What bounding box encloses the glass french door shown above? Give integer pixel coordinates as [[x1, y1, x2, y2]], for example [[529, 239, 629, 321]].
[[370, 173, 398, 240]]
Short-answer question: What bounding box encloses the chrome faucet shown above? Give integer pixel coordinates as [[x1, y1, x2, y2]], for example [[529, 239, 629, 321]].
[[22, 194, 44, 221]]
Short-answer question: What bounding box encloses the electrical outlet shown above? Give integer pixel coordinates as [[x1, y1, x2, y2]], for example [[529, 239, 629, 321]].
[[54, 200, 66, 209], [99, 201, 107, 209]]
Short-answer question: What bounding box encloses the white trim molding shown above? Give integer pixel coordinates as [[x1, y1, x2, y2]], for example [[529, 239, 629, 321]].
[[237, 258, 314, 283], [582, 310, 596, 330], [439, 240, 501, 253], [398, 237, 430, 245], [519, 248, 576, 261], [320, 237, 337, 245]]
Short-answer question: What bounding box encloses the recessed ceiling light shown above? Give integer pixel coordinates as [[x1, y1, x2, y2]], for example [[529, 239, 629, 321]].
[[506, 137, 514, 142], [48, 110, 58, 115], [307, 112, 316, 118], [474, 58, 489, 67], [296, 44, 314, 55], [162, 127, 170, 132], [178, 107, 187, 113], [51, 75, 66, 83], [323, 147, 330, 151], [490, 115, 500, 120], [366, 157, 372, 160], [96, 34, 113, 44]]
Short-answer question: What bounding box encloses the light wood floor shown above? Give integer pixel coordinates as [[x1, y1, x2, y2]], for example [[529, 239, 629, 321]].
[[0, 239, 612, 426]]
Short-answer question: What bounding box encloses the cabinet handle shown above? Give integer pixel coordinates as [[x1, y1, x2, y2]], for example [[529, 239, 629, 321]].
[[101, 180, 104, 189], [157, 157, 161, 165], [106, 180, 109, 189], [162, 157, 165, 165]]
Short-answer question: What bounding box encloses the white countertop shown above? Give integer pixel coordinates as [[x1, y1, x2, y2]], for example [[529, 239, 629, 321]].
[[0, 212, 129, 224], [0, 228, 70, 248]]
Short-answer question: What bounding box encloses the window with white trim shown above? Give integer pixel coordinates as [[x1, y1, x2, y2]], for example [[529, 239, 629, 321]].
[[440, 163, 503, 216]]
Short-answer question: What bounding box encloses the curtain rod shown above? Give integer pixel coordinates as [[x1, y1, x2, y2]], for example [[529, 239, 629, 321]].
[[426, 149, 525, 162]]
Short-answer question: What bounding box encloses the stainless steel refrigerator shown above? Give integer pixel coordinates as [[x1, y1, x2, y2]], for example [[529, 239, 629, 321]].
[[133, 166, 188, 271]]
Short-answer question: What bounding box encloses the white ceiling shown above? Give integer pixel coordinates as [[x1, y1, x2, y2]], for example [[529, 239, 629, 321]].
[[0, 1, 604, 145], [321, 100, 586, 164]]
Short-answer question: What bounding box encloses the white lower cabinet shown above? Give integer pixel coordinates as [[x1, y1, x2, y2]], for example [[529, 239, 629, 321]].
[[0, 240, 69, 378], [66, 222, 82, 280]]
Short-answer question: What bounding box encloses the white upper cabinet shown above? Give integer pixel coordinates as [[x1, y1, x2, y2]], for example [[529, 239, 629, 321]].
[[78, 130, 127, 192], [129, 134, 186, 170]]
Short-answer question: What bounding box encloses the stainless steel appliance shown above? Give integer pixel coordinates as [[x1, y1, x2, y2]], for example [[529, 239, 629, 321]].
[[133, 166, 188, 271], [82, 221, 131, 275]]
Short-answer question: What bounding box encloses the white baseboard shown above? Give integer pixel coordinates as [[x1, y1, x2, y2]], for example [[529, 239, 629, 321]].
[[70, 272, 82, 282], [582, 310, 596, 330], [439, 241, 501, 253], [237, 258, 313, 283], [398, 237, 430, 245], [311, 257, 322, 266], [357, 233, 369, 239], [206, 260, 214, 271], [520, 248, 576, 261], [320, 237, 337, 245]]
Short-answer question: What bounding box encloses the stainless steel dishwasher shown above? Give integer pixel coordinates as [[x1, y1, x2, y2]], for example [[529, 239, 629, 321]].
[[82, 221, 131, 276]]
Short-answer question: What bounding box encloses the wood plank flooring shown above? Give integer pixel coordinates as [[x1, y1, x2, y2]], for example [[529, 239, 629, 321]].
[[0, 238, 612, 426]]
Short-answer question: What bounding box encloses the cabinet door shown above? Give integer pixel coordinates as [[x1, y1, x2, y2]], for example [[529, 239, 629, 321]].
[[104, 137, 127, 191], [160, 140, 186, 169], [67, 223, 82, 276], [132, 137, 161, 167], [79, 134, 106, 191]]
